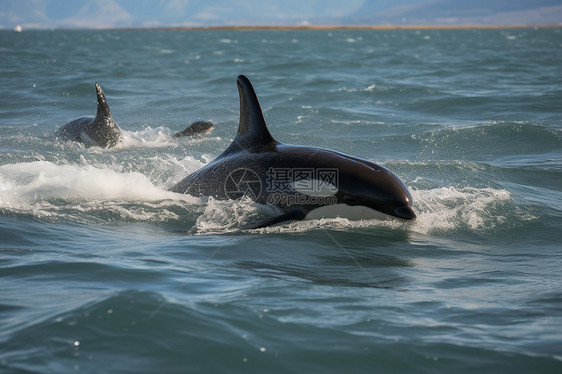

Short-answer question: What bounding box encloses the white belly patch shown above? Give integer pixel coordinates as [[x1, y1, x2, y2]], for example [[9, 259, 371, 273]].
[[304, 204, 390, 221]]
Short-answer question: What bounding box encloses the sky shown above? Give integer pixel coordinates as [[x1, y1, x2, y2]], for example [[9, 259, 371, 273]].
[[1, 0, 561, 29]]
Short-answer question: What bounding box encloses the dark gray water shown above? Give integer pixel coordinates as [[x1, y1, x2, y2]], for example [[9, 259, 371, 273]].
[[1, 28, 561, 373]]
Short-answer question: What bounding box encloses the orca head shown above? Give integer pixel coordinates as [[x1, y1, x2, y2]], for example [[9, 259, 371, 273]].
[[172, 121, 214, 138], [187, 121, 214, 135], [90, 83, 122, 148], [337, 157, 416, 220]]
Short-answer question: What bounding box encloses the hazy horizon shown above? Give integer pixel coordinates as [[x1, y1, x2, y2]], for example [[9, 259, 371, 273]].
[[2, 0, 561, 30]]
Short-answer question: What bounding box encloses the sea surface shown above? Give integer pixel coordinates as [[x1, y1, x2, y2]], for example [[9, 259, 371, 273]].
[[1, 28, 561, 373]]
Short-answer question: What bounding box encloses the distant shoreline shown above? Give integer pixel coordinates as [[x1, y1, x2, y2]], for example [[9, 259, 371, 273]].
[[123, 24, 561, 31], [6, 24, 560, 31]]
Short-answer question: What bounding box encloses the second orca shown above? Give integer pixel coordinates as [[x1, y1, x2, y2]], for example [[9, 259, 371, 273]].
[[57, 83, 214, 148]]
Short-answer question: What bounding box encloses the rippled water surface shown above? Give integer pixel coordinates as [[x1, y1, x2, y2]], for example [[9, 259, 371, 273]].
[[1, 28, 561, 373]]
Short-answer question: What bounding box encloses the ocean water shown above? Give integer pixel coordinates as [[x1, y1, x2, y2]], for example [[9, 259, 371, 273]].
[[1, 28, 561, 373]]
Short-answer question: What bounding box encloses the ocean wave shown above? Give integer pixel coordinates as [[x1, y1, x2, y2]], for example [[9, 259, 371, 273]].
[[410, 186, 516, 235], [413, 121, 561, 160], [0, 161, 178, 201], [0, 160, 202, 225], [0, 158, 533, 236], [3, 287, 557, 374], [194, 186, 523, 236]]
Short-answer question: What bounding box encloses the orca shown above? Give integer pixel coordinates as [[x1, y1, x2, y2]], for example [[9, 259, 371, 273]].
[[169, 75, 415, 228], [56, 83, 122, 148], [57, 83, 214, 148]]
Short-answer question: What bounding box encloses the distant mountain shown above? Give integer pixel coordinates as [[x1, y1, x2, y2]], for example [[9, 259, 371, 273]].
[[1, 0, 560, 29], [0, 0, 365, 29], [335, 0, 562, 26]]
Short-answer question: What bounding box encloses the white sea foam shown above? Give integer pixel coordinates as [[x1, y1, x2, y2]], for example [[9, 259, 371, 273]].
[[0, 158, 522, 235], [0, 161, 175, 201], [192, 186, 518, 236], [118, 127, 176, 148], [103, 127, 222, 151], [0, 160, 200, 223], [409, 186, 514, 235], [194, 197, 280, 234], [338, 84, 385, 93]]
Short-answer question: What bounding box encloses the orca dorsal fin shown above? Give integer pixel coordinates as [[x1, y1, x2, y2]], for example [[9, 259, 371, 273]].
[[224, 75, 277, 154], [94, 82, 113, 122]]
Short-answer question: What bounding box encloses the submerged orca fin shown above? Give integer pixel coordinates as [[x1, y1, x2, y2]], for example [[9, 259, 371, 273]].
[[245, 208, 306, 230], [223, 75, 277, 154], [172, 121, 214, 138], [94, 82, 113, 123]]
